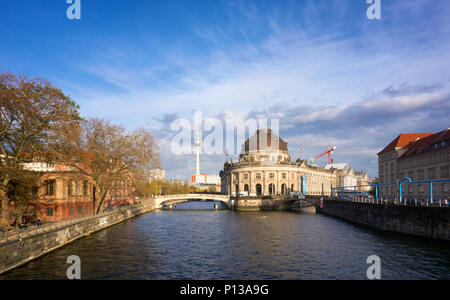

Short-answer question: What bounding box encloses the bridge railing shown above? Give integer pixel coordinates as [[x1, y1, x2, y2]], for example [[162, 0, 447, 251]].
[[331, 178, 450, 207]]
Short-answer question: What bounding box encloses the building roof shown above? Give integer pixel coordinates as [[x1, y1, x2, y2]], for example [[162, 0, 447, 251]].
[[400, 128, 450, 159], [378, 133, 433, 155], [244, 129, 288, 153], [324, 163, 349, 170]]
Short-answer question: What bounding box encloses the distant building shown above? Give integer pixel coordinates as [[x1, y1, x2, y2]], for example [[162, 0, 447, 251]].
[[355, 171, 371, 192], [148, 168, 166, 181], [324, 163, 370, 192], [192, 174, 221, 185], [324, 163, 357, 188], [220, 129, 339, 197], [378, 128, 450, 200]]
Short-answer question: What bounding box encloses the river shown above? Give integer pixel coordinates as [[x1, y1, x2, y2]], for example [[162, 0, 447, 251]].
[[1, 201, 449, 280]]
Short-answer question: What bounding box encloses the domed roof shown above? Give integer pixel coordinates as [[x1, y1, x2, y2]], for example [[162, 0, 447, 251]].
[[244, 129, 288, 153]]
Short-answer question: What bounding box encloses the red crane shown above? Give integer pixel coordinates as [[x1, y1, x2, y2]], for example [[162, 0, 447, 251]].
[[311, 145, 337, 165]]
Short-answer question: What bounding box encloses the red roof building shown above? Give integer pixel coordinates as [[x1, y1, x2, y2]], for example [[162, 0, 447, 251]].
[[378, 128, 450, 201]]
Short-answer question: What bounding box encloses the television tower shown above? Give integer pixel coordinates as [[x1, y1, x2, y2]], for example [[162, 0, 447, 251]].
[[194, 122, 202, 184]]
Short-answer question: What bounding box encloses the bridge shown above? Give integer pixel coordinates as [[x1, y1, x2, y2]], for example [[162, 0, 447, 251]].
[[154, 194, 231, 209]]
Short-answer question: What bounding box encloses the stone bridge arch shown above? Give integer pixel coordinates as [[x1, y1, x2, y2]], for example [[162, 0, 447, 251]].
[[154, 194, 231, 209]]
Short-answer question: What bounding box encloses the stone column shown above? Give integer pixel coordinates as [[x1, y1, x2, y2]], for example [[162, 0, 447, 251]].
[[276, 171, 280, 195], [287, 172, 290, 193], [263, 171, 266, 196], [249, 171, 253, 196]]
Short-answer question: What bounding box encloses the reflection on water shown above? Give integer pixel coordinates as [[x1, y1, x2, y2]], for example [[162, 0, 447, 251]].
[[1, 201, 449, 280]]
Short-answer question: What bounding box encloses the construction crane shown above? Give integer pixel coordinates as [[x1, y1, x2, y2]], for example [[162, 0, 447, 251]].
[[310, 145, 337, 165]]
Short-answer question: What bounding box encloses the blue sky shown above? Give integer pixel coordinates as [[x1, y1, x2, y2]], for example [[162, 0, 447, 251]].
[[1, 0, 450, 180]]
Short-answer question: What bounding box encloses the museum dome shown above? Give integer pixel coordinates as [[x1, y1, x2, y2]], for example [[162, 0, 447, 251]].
[[244, 129, 288, 153], [240, 129, 290, 163]]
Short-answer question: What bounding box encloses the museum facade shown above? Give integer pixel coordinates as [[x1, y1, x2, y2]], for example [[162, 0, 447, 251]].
[[220, 129, 344, 197]]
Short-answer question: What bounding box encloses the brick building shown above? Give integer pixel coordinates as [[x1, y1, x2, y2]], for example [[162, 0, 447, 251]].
[[20, 162, 95, 222]]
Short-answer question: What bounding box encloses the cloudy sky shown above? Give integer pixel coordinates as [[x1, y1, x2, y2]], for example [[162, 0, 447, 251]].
[[1, 0, 450, 180]]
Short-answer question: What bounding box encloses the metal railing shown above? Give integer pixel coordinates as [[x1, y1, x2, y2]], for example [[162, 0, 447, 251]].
[[0, 201, 155, 246], [331, 178, 450, 207]]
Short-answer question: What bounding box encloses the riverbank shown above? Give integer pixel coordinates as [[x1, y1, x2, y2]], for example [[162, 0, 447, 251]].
[[0, 201, 158, 276], [318, 199, 450, 241]]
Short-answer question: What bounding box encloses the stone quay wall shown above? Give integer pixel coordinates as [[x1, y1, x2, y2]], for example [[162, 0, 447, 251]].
[[0, 200, 158, 276], [235, 196, 316, 211], [319, 199, 450, 241]]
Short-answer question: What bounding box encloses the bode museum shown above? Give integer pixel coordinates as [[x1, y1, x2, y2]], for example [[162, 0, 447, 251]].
[[220, 129, 370, 202]]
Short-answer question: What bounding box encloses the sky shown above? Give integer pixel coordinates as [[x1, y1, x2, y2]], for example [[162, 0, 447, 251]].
[[1, 0, 450, 180]]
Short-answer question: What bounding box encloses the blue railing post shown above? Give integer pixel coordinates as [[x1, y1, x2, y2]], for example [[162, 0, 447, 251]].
[[430, 182, 433, 205], [376, 185, 379, 201], [399, 183, 403, 204]]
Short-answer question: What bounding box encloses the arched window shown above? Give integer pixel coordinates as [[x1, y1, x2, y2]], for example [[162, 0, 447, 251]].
[[281, 184, 287, 195], [244, 184, 249, 192], [269, 184, 275, 195], [256, 184, 262, 196]]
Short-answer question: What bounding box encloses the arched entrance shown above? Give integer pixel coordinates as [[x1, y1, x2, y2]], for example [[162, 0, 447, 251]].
[[281, 183, 287, 195], [244, 184, 249, 193], [236, 184, 239, 196], [269, 184, 275, 195], [256, 184, 262, 196], [291, 184, 294, 193], [281, 184, 287, 195]]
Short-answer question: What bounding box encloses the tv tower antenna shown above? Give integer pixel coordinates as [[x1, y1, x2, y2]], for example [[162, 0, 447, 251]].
[[194, 114, 202, 184]]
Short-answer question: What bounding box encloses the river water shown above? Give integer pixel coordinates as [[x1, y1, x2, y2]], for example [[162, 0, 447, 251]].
[[1, 201, 449, 280]]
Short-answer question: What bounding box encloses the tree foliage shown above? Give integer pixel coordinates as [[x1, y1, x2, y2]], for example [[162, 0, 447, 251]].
[[0, 72, 83, 226]]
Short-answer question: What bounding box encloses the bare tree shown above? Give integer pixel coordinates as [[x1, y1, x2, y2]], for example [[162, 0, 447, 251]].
[[0, 71, 83, 226], [81, 118, 159, 214]]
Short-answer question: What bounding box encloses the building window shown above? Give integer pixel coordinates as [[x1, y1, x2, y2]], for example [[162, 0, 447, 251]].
[[70, 207, 74, 216], [78, 206, 82, 215], [443, 184, 449, 193], [256, 173, 261, 179], [441, 166, 449, 178], [428, 168, 436, 180], [256, 184, 262, 196], [45, 180, 55, 196], [269, 173, 275, 179], [282, 173, 286, 179], [83, 181, 88, 196], [417, 170, 424, 180], [418, 184, 424, 194], [86, 206, 89, 214], [46, 208, 53, 217], [244, 174, 249, 180], [68, 181, 73, 196]]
